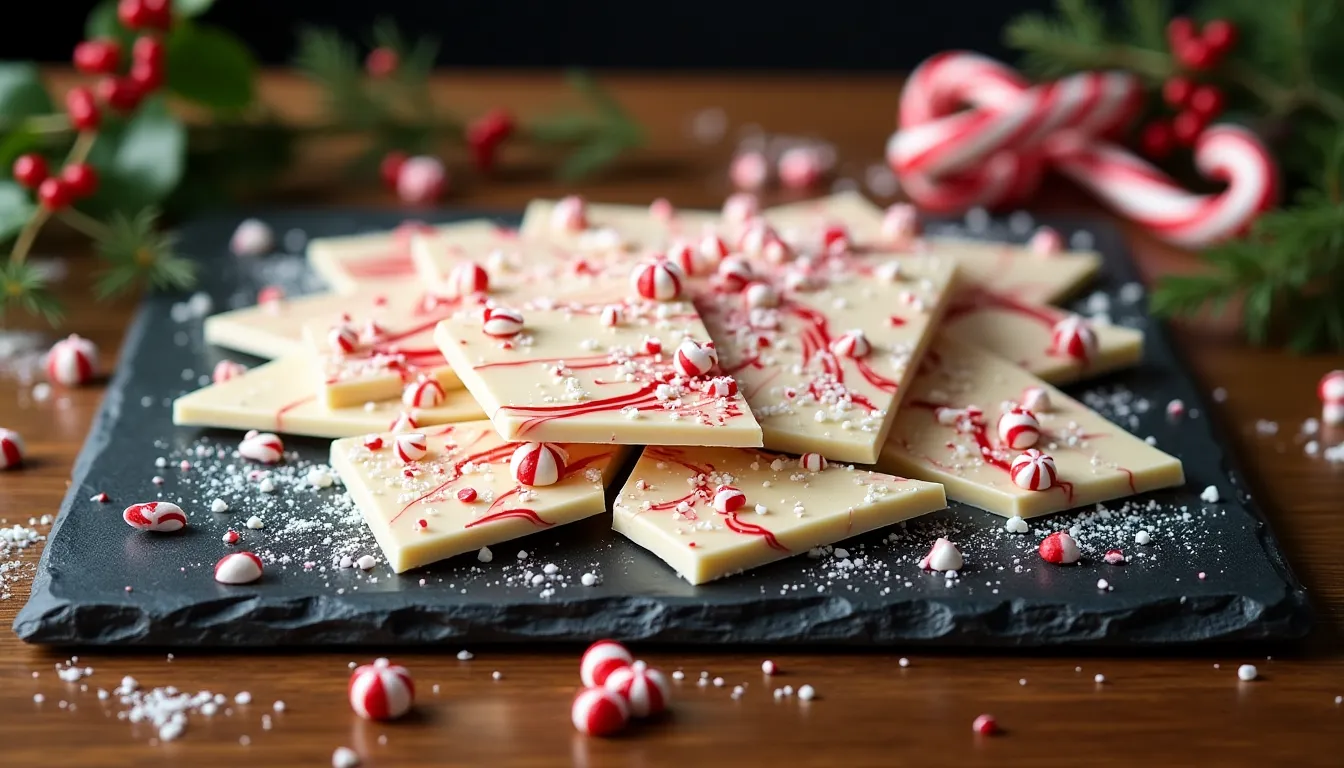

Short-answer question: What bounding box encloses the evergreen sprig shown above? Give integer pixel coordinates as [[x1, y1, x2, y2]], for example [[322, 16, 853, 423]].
[[0, 261, 63, 324], [94, 208, 196, 299]]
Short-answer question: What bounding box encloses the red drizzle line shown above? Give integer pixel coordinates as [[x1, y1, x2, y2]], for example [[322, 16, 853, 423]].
[[344, 255, 415, 278], [463, 508, 553, 529], [392, 443, 517, 523], [274, 394, 315, 430], [724, 513, 788, 552], [640, 448, 784, 549], [944, 287, 1062, 327]]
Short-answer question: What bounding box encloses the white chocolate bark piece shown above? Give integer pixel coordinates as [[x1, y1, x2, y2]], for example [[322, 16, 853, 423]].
[[433, 282, 764, 447], [765, 192, 1101, 304], [204, 289, 401, 360], [697, 248, 958, 464], [612, 446, 947, 584], [173, 356, 484, 438], [309, 220, 512, 293], [943, 288, 1144, 385], [877, 336, 1183, 518], [520, 199, 720, 253], [331, 422, 627, 573]]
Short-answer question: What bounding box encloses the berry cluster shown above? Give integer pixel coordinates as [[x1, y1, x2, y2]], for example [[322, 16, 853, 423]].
[[11, 0, 172, 211], [1139, 16, 1238, 159], [466, 108, 517, 173]]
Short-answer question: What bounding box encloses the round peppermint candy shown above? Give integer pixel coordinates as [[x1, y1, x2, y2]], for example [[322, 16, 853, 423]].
[[229, 218, 274, 257], [212, 359, 248, 384], [1021, 386, 1052, 413], [1010, 448, 1057, 491], [389, 411, 418, 433], [403, 378, 446, 409], [919, 537, 964, 572], [446, 261, 490, 299], [1039, 531, 1081, 565], [822, 224, 851, 256], [674, 339, 718, 378], [722, 192, 759, 224], [1049, 315, 1098, 363], [600, 305, 623, 327], [777, 146, 824, 190], [214, 551, 264, 585], [712, 485, 746, 514], [394, 433, 428, 464], [46, 334, 98, 386], [641, 336, 662, 356], [699, 233, 730, 267], [881, 203, 920, 244], [1319, 370, 1344, 425], [799, 453, 828, 472], [328, 324, 359, 355], [742, 281, 779, 309], [349, 658, 415, 721], [481, 307, 525, 338], [239, 431, 284, 463], [580, 639, 633, 687], [649, 197, 675, 221], [630, 258, 685, 302], [551, 195, 588, 232], [703, 376, 738, 398], [510, 442, 568, 487], [737, 220, 780, 259], [604, 660, 671, 718], [1029, 226, 1065, 255], [716, 256, 755, 292], [830, 330, 871, 359], [997, 408, 1041, 450], [572, 687, 629, 737], [730, 151, 769, 190], [0, 428, 24, 470], [123, 501, 188, 533], [666, 240, 701, 277], [360, 318, 386, 344]]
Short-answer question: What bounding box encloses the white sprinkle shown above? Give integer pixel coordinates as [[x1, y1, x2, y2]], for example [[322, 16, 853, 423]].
[[761, 660, 777, 675], [246, 516, 264, 530], [542, 563, 559, 575], [121, 675, 139, 691], [33, 694, 44, 703], [492, 671, 502, 681], [356, 555, 376, 570], [1237, 664, 1258, 681], [1200, 485, 1221, 503], [797, 684, 816, 701], [898, 658, 910, 668], [672, 670, 685, 681], [155, 457, 167, 468], [477, 547, 493, 563], [580, 573, 597, 587], [713, 677, 725, 687], [1004, 515, 1028, 534], [258, 477, 276, 493], [235, 691, 252, 705], [1135, 530, 1151, 545], [332, 746, 361, 768], [273, 700, 285, 712], [210, 498, 230, 513], [516, 550, 528, 560], [457, 650, 474, 661], [1094, 674, 1106, 683], [1097, 579, 1110, 591]]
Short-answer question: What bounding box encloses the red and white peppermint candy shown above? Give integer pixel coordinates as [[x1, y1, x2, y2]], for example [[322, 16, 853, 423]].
[[919, 537, 964, 572], [394, 432, 428, 464], [122, 501, 188, 533], [722, 192, 759, 224], [0, 428, 23, 470], [1028, 226, 1064, 255], [674, 339, 718, 378], [446, 261, 490, 298], [1010, 448, 1057, 491], [703, 376, 738, 398], [881, 203, 921, 244], [972, 714, 998, 735], [649, 197, 675, 221], [630, 258, 685, 301], [716, 256, 755, 292], [830, 330, 871, 359], [229, 218, 273, 256], [641, 336, 662, 356], [1021, 386, 1052, 413], [328, 324, 359, 355], [712, 484, 746, 514], [698, 233, 730, 267], [45, 334, 97, 386], [572, 687, 629, 737], [1049, 315, 1098, 363], [822, 224, 852, 256], [777, 146, 825, 190], [212, 359, 248, 384], [214, 551, 263, 584], [742, 281, 779, 309], [482, 306, 525, 338], [799, 453, 828, 472], [737, 220, 780, 259], [600, 305, 623, 327], [730, 151, 770, 190], [257, 285, 285, 307], [402, 378, 446, 409], [1039, 531, 1081, 565], [510, 442, 568, 487], [389, 411, 418, 433], [666, 240, 700, 276], [551, 195, 588, 232], [359, 318, 386, 344], [349, 658, 415, 721], [580, 639, 633, 687], [239, 430, 284, 463], [1318, 370, 1344, 426], [395, 155, 447, 204], [997, 407, 1041, 450], [604, 660, 670, 718]]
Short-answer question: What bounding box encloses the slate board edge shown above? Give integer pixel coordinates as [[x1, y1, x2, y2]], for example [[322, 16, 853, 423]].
[[12, 208, 1312, 648]]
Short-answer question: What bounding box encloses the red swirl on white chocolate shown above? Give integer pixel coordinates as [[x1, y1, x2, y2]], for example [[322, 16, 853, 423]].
[[639, 448, 789, 552]]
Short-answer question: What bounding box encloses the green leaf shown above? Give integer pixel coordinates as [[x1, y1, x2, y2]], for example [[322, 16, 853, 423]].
[[83, 97, 186, 216], [558, 141, 623, 181], [175, 0, 216, 17], [0, 181, 35, 244], [1057, 0, 1107, 45], [167, 22, 257, 111], [1125, 0, 1170, 50], [85, 0, 136, 48], [0, 63, 53, 128]]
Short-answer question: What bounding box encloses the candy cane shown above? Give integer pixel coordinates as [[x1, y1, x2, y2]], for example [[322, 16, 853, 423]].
[[886, 51, 1277, 247]]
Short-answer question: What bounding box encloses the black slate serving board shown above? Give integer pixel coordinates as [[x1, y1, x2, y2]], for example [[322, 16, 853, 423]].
[[15, 208, 1311, 647]]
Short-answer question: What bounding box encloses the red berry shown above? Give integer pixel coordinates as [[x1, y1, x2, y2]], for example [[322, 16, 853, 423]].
[[141, 0, 173, 31], [96, 76, 143, 113], [117, 0, 151, 29], [1188, 85, 1225, 118], [65, 87, 101, 131], [1162, 76, 1194, 108], [130, 60, 164, 92], [366, 48, 399, 78], [12, 154, 49, 189], [60, 164, 99, 198], [73, 40, 121, 75], [37, 178, 72, 211], [466, 109, 517, 173], [1166, 17, 1195, 47], [1172, 111, 1207, 146], [1203, 19, 1238, 55], [1177, 40, 1214, 70], [379, 151, 408, 190], [1139, 121, 1174, 159], [132, 36, 166, 67]]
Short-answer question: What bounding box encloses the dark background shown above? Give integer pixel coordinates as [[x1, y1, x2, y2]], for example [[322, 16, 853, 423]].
[[12, 0, 1190, 70]]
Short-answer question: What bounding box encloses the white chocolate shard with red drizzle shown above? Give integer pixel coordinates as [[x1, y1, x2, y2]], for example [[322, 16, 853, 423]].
[[173, 356, 484, 439], [433, 280, 763, 447], [308, 219, 514, 293], [877, 335, 1183, 519], [612, 446, 946, 585], [330, 421, 627, 572], [409, 224, 626, 287], [204, 290, 372, 360], [519, 198, 721, 254]]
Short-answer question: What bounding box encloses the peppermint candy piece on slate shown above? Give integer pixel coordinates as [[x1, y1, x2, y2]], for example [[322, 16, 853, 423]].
[[830, 329, 871, 359], [572, 687, 629, 737], [212, 359, 248, 384], [46, 334, 98, 386], [402, 378, 445, 409], [919, 537, 963, 572], [604, 660, 671, 718], [123, 501, 188, 533], [481, 307, 525, 338], [239, 430, 284, 463], [580, 639, 633, 687], [214, 551, 264, 584], [1010, 448, 1057, 491], [551, 195, 588, 233], [1039, 531, 1081, 565], [229, 218, 273, 256], [798, 453, 828, 472], [349, 658, 415, 721], [673, 338, 718, 378], [394, 433, 428, 464], [997, 407, 1041, 450], [0, 428, 24, 470], [630, 258, 685, 301], [712, 485, 746, 514], [446, 261, 490, 299], [510, 442, 568, 487]]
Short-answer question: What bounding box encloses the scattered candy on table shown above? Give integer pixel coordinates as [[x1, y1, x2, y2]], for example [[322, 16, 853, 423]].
[[349, 658, 415, 720]]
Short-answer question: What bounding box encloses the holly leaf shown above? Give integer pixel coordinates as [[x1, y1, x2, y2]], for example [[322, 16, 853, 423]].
[[167, 22, 257, 111], [85, 1, 137, 48], [0, 180, 35, 244], [175, 0, 216, 17], [83, 97, 186, 216], [0, 63, 53, 129]]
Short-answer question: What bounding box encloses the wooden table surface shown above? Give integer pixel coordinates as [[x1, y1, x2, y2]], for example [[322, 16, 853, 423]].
[[1, 72, 1341, 767]]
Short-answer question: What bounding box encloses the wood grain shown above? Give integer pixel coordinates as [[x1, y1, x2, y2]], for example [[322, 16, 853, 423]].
[[1, 71, 1341, 767]]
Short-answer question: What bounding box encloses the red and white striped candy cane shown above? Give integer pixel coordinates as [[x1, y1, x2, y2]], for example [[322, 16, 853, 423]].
[[886, 51, 1277, 247]]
